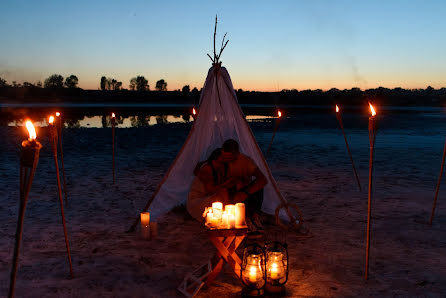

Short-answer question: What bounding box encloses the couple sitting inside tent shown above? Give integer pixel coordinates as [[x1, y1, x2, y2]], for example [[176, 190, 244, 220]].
[[187, 139, 267, 231]]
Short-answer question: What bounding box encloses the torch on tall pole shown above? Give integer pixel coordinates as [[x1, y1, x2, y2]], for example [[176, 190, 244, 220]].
[[55, 112, 68, 203], [429, 137, 446, 225], [48, 116, 74, 278], [335, 105, 362, 192], [111, 112, 116, 184], [365, 102, 377, 280], [265, 109, 282, 158], [9, 121, 42, 298]]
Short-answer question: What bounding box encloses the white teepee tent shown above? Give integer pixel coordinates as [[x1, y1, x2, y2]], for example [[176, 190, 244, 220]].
[[129, 63, 294, 232]]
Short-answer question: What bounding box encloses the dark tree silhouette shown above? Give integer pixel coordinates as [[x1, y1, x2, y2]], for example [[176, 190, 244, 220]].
[[36, 81, 42, 88], [64, 75, 79, 88], [130, 76, 149, 91], [44, 74, 64, 88], [182, 85, 190, 93], [100, 76, 107, 90], [23, 82, 35, 88], [0, 77, 8, 87], [156, 79, 167, 91]]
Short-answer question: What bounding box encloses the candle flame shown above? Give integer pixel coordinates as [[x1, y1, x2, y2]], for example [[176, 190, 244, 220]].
[[112, 112, 116, 118], [49, 116, 54, 124], [55, 112, 60, 117], [278, 110, 282, 118], [369, 102, 376, 116], [336, 105, 339, 113], [25, 120, 36, 140], [192, 107, 196, 115]]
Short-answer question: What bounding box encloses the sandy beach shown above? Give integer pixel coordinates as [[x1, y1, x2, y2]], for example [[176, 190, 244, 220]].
[[1, 110, 446, 297]]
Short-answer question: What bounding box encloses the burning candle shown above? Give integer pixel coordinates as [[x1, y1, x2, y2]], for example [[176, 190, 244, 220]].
[[221, 211, 229, 229], [235, 203, 246, 228], [140, 212, 150, 240], [228, 214, 236, 229], [270, 262, 279, 280], [212, 202, 223, 219], [206, 211, 214, 225], [225, 204, 235, 216], [249, 265, 257, 283]]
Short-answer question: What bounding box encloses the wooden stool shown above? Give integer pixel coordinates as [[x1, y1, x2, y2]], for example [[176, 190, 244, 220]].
[[178, 228, 247, 297]]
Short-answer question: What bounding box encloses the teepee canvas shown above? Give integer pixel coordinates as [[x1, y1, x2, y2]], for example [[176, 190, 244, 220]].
[[129, 63, 292, 231]]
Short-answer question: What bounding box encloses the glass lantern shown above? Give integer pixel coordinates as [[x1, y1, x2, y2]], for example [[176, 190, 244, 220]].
[[265, 241, 288, 294], [241, 242, 266, 296]]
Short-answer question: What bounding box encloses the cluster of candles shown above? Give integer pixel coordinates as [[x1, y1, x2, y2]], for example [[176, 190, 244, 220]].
[[204, 202, 246, 229]]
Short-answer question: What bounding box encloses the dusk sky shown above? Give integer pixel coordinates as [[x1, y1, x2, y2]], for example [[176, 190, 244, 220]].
[[1, 0, 446, 91]]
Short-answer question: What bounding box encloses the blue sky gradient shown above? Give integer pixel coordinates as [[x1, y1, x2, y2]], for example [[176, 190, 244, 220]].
[[1, 0, 445, 91]]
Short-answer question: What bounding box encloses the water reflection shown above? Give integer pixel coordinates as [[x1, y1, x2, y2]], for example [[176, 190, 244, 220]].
[[7, 115, 274, 128]]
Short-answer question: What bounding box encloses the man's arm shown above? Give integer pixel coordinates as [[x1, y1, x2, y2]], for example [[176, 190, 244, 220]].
[[233, 167, 267, 203]]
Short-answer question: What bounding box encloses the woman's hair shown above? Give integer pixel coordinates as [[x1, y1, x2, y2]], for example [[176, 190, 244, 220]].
[[193, 148, 222, 176]]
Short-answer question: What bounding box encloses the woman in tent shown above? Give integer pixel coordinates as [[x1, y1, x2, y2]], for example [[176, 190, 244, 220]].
[[187, 148, 234, 222]]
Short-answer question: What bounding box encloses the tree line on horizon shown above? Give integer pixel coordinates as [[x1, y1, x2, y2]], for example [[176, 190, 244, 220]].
[[0, 74, 199, 92]]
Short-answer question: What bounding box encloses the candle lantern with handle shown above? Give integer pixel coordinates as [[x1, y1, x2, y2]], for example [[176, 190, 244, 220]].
[[265, 240, 288, 294], [241, 239, 266, 296]]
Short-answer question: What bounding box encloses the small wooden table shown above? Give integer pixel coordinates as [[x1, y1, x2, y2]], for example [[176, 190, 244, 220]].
[[204, 228, 248, 285], [178, 228, 248, 297]]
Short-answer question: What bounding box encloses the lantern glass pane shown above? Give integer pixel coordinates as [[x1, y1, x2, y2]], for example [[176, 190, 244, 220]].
[[267, 251, 287, 283]]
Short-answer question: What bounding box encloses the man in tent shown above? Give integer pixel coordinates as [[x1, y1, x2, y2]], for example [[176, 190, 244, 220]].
[[221, 139, 267, 230]]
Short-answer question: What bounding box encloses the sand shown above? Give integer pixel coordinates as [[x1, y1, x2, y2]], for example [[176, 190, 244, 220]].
[[1, 111, 446, 297]]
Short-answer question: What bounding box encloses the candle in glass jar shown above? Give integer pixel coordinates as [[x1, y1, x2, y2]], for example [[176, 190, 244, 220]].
[[235, 203, 245, 227]]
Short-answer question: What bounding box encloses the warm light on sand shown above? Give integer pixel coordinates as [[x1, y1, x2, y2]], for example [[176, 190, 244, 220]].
[[278, 110, 282, 118], [49, 116, 54, 124], [25, 120, 36, 140], [336, 105, 339, 113], [369, 103, 376, 116]]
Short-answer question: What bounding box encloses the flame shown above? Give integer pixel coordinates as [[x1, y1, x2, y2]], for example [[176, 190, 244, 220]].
[[25, 120, 36, 140], [369, 102, 376, 116], [336, 105, 339, 113], [56, 112, 60, 117], [112, 112, 116, 118], [49, 116, 54, 124], [278, 110, 282, 118], [192, 107, 196, 115]]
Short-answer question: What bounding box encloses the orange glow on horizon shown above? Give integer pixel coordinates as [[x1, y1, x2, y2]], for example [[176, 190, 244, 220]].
[[49, 116, 54, 124], [336, 105, 339, 113], [369, 102, 376, 116], [25, 120, 37, 140]]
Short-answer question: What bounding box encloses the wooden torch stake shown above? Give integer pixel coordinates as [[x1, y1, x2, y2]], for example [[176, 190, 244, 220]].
[[112, 115, 116, 184], [429, 137, 446, 225], [57, 116, 68, 204], [336, 112, 362, 192], [49, 123, 74, 278], [365, 116, 377, 280], [265, 112, 282, 159], [9, 140, 41, 298]]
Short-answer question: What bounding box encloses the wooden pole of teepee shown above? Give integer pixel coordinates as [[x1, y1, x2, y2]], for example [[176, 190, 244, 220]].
[[265, 110, 282, 159], [9, 123, 42, 298], [49, 118, 74, 278], [56, 113, 68, 203], [335, 106, 362, 192], [429, 137, 446, 225], [365, 103, 377, 280], [111, 113, 116, 184]]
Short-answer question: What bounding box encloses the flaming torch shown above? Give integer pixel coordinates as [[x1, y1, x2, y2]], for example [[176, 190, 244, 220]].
[[335, 105, 362, 191], [365, 102, 377, 280], [9, 120, 42, 298], [48, 116, 74, 278], [429, 137, 446, 225], [55, 112, 68, 203], [265, 109, 283, 158], [111, 112, 116, 184]]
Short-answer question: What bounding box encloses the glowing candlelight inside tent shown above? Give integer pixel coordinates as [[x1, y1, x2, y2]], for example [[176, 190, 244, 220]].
[[140, 212, 150, 240]]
